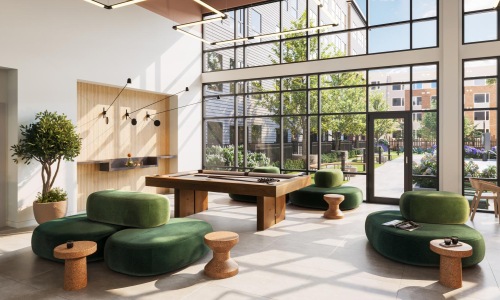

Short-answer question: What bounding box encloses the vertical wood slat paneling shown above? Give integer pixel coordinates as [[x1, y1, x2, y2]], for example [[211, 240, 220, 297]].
[[77, 82, 171, 211]]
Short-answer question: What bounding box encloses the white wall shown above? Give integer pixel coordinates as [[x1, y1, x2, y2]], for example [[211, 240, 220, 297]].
[[0, 69, 7, 227], [0, 0, 202, 227]]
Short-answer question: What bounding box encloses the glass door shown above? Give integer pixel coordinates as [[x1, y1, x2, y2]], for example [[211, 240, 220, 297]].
[[367, 112, 412, 204]]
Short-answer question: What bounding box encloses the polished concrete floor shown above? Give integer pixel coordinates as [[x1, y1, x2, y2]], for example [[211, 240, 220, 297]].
[[1, 193, 499, 300]]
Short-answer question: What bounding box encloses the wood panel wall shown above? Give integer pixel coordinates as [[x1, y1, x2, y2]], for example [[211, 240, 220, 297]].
[[77, 82, 172, 211]]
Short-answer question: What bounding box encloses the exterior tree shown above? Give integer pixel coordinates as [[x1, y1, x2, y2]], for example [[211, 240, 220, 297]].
[[369, 91, 396, 141], [419, 99, 437, 141]]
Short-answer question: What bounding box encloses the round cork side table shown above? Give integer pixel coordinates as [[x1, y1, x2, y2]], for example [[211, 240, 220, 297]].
[[204, 231, 239, 279], [429, 239, 473, 289], [53, 241, 97, 291], [323, 194, 345, 219]]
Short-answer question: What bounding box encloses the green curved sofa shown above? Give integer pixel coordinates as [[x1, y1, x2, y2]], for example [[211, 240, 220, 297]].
[[289, 169, 363, 211], [31, 190, 213, 276], [229, 166, 280, 203], [365, 191, 485, 267]]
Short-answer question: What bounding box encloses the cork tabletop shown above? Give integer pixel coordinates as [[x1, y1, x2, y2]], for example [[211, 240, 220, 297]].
[[429, 239, 472, 257], [54, 241, 97, 260], [205, 231, 239, 243]]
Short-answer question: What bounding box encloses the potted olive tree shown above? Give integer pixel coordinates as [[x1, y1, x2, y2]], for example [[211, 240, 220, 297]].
[[11, 110, 81, 224]]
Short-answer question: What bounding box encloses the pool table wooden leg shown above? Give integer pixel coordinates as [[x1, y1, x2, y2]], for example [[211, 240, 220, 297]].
[[174, 189, 208, 217], [257, 195, 286, 231]]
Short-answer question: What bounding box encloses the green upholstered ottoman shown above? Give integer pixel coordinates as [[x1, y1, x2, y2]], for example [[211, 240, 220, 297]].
[[229, 166, 280, 203], [104, 218, 213, 276], [31, 214, 125, 262], [400, 191, 469, 224], [289, 185, 363, 210], [87, 190, 170, 228], [314, 169, 343, 188], [365, 210, 485, 267]]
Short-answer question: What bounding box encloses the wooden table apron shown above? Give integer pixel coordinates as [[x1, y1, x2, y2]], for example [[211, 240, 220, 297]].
[[146, 172, 310, 230]]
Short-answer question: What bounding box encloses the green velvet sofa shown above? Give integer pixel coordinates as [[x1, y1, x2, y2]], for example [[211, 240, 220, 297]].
[[31, 190, 213, 276], [365, 191, 485, 267], [289, 169, 363, 211], [229, 166, 280, 203]]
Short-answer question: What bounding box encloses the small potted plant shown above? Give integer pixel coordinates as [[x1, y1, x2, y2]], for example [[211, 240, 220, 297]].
[[11, 110, 81, 224]]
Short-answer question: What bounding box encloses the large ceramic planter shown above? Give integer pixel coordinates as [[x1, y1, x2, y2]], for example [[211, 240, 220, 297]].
[[33, 200, 67, 224]]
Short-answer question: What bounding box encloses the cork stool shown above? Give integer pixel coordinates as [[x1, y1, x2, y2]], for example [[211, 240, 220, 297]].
[[323, 194, 345, 219], [53, 241, 97, 291], [429, 239, 473, 288], [204, 231, 239, 279]]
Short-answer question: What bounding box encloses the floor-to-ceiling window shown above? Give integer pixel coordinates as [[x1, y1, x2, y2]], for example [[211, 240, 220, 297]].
[[462, 58, 499, 212], [202, 0, 438, 72], [202, 63, 439, 200], [463, 0, 499, 44]]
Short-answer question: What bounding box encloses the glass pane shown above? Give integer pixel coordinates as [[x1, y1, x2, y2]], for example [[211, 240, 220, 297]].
[[349, 30, 367, 56], [412, 112, 437, 190], [369, 84, 410, 112], [204, 82, 234, 96], [246, 117, 280, 168], [309, 116, 319, 169], [282, 0, 307, 33], [413, 20, 437, 49], [413, 64, 437, 81], [413, 0, 437, 19], [205, 119, 235, 168], [282, 38, 308, 63], [236, 96, 244, 116], [204, 95, 234, 118], [368, 0, 410, 26], [247, 78, 280, 93], [464, 59, 498, 78], [464, 11, 498, 43], [203, 14, 235, 51], [235, 47, 244, 69], [321, 87, 366, 113], [464, 78, 497, 109], [369, 24, 410, 53], [320, 33, 348, 59], [309, 75, 319, 88], [412, 82, 437, 111], [369, 66, 410, 83], [309, 36, 319, 60], [283, 116, 308, 172], [310, 90, 319, 114], [464, 0, 499, 12], [373, 117, 406, 198], [246, 93, 280, 116], [320, 71, 367, 87], [245, 43, 280, 67], [247, 2, 280, 38], [283, 91, 307, 114], [282, 76, 307, 90]]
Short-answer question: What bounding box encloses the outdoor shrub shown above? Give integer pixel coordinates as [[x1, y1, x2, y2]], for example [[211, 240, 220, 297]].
[[283, 159, 305, 170], [412, 153, 437, 188], [464, 159, 480, 178], [205, 145, 270, 168], [480, 165, 497, 179], [321, 152, 338, 163]]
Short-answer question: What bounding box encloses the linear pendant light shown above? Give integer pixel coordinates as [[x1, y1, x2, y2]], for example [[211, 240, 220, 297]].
[[175, 28, 213, 44], [194, 0, 226, 17], [211, 23, 336, 45], [174, 17, 225, 30], [494, 0, 500, 8], [83, 0, 145, 10]]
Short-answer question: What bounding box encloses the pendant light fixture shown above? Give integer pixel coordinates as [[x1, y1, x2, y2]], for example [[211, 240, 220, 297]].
[[101, 78, 132, 124], [125, 87, 189, 126], [83, 0, 145, 10]]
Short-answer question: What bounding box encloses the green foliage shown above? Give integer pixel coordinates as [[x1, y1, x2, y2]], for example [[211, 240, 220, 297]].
[[480, 165, 497, 179], [321, 152, 339, 163], [205, 145, 271, 168], [11, 111, 81, 200], [36, 187, 67, 203], [412, 153, 437, 188], [419, 99, 437, 141], [283, 159, 305, 170], [464, 159, 480, 178]]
